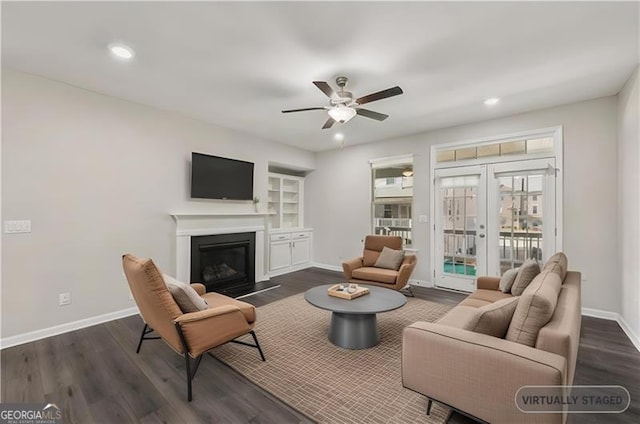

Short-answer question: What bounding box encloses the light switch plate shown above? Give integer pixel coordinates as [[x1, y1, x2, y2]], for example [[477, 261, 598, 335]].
[[418, 215, 428, 223], [4, 220, 31, 233]]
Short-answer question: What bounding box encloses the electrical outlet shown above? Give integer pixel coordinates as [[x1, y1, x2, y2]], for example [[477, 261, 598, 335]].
[[59, 292, 71, 306]]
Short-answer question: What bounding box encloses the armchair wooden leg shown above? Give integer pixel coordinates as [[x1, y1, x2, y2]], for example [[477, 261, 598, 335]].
[[426, 398, 433, 415]]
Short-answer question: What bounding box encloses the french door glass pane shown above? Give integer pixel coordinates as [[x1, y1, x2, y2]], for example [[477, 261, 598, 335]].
[[498, 174, 543, 274], [442, 185, 477, 276]]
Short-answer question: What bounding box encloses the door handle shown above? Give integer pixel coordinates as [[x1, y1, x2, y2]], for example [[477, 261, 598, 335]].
[[478, 234, 485, 238]]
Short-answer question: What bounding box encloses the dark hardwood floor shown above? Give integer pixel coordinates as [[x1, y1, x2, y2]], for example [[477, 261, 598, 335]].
[[2, 267, 638, 423]]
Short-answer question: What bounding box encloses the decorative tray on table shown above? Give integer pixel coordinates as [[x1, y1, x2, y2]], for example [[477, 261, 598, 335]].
[[327, 284, 370, 300]]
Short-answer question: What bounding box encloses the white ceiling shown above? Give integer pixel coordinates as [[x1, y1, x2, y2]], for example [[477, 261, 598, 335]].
[[2, 2, 638, 152]]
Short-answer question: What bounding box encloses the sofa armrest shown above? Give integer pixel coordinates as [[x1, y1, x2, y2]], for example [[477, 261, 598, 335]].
[[175, 305, 252, 357], [402, 322, 566, 424], [190, 283, 206, 296], [342, 256, 364, 279], [476, 276, 501, 291]]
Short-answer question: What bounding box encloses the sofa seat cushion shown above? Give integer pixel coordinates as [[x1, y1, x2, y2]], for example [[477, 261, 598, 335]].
[[458, 298, 492, 308], [202, 292, 256, 323], [506, 270, 562, 347], [438, 297, 519, 338], [351, 267, 398, 284], [467, 289, 514, 304]]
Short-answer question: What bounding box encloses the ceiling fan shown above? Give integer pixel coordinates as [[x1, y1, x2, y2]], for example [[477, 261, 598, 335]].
[[282, 76, 403, 129]]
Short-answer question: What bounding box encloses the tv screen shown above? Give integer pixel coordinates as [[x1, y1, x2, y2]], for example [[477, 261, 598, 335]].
[[191, 153, 254, 200]]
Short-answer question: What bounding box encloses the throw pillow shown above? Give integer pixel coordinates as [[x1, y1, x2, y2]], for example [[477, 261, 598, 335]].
[[163, 274, 208, 313], [437, 297, 519, 339], [473, 297, 520, 338], [374, 246, 405, 270], [505, 271, 562, 347], [510, 259, 541, 296], [499, 268, 519, 293]]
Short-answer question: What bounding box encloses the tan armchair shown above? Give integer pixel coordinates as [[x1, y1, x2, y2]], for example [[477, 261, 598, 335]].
[[342, 235, 417, 292], [123, 254, 264, 401]]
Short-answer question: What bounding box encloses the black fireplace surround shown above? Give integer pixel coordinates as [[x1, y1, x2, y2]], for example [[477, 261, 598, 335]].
[[190, 232, 255, 296]]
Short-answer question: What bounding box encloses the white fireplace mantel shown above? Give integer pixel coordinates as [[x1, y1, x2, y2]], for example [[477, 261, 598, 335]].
[[171, 213, 269, 283]]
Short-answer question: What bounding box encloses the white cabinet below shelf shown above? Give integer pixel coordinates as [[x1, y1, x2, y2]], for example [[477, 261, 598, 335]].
[[268, 229, 313, 276]]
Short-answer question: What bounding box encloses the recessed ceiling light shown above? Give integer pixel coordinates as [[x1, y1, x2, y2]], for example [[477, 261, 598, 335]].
[[108, 43, 135, 60], [334, 133, 344, 141], [484, 97, 500, 106]]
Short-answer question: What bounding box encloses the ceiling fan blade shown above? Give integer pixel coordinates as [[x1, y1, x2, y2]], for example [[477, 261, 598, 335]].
[[322, 117, 336, 129], [356, 108, 389, 121], [313, 81, 335, 98], [282, 107, 325, 113], [355, 86, 403, 105]]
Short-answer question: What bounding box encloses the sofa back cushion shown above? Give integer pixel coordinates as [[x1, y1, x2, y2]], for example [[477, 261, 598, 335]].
[[545, 252, 568, 281], [506, 271, 562, 347], [510, 259, 540, 296], [363, 235, 403, 266]]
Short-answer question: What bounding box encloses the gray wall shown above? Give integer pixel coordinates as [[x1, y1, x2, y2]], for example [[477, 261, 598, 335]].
[[307, 96, 620, 313], [618, 66, 640, 338], [1, 69, 315, 339]]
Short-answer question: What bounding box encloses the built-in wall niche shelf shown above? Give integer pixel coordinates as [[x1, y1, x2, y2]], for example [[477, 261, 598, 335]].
[[268, 173, 304, 230]]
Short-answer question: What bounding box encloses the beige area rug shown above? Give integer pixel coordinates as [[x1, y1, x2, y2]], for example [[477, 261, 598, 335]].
[[213, 293, 453, 424]]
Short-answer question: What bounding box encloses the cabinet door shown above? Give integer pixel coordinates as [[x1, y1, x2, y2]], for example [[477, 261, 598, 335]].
[[291, 237, 311, 266], [269, 240, 292, 271]]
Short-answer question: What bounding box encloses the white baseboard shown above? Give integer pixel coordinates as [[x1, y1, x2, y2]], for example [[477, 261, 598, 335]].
[[582, 307, 640, 352], [268, 263, 313, 278], [0, 306, 140, 350], [310, 262, 343, 272]]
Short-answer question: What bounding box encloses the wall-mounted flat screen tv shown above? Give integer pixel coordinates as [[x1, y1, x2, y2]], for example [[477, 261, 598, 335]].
[[191, 152, 254, 200]]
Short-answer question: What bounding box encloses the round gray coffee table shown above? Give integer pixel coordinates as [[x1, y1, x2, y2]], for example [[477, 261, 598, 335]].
[[304, 284, 407, 349]]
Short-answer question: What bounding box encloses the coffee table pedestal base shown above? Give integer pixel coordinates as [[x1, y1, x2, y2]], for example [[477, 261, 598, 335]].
[[329, 312, 379, 349]]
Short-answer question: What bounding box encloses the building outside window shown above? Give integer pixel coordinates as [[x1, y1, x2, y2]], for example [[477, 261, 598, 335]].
[[371, 157, 413, 246]]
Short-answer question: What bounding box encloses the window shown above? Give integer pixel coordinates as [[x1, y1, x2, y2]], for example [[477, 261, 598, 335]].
[[532, 205, 538, 214], [370, 156, 413, 246]]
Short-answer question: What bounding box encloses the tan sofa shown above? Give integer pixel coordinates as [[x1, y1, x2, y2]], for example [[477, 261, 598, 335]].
[[402, 253, 581, 424], [342, 235, 417, 291]]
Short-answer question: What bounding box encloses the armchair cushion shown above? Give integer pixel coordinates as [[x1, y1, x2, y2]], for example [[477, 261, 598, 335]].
[[374, 246, 405, 270], [352, 267, 398, 284], [163, 274, 208, 313]]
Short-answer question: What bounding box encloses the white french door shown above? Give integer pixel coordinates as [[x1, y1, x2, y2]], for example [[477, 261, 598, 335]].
[[434, 159, 557, 291]]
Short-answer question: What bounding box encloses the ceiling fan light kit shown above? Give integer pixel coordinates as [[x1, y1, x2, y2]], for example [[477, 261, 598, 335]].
[[327, 105, 356, 123], [282, 76, 403, 129]]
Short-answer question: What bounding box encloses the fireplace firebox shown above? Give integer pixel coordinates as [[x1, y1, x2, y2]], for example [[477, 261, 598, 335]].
[[190, 232, 255, 295]]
